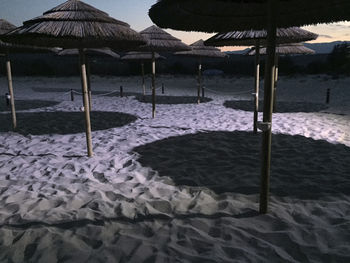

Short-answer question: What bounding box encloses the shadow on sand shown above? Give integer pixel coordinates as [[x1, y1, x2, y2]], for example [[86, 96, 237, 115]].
[[0, 100, 60, 112], [0, 111, 137, 135], [133, 131, 350, 199], [135, 95, 212, 104], [224, 100, 328, 113]]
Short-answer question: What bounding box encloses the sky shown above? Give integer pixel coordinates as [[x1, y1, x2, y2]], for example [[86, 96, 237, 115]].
[[0, 0, 349, 51]]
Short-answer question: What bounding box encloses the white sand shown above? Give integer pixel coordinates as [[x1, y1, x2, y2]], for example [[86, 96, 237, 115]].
[[0, 74, 349, 262]]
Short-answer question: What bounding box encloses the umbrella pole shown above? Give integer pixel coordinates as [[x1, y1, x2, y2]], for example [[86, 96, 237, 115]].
[[87, 59, 92, 111], [273, 55, 279, 112], [5, 52, 17, 130], [79, 49, 93, 157], [141, 62, 146, 95], [253, 41, 261, 133], [197, 58, 202, 104], [259, 0, 277, 214], [152, 51, 156, 118]]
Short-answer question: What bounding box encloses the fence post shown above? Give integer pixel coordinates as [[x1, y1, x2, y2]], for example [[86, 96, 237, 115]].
[[120, 86, 123, 97], [70, 89, 74, 101], [162, 83, 165, 94], [326, 88, 330, 104], [5, 93, 10, 106]]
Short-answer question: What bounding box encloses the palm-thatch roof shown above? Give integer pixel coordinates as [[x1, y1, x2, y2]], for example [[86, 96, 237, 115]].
[[247, 43, 315, 56], [0, 19, 57, 54], [149, 0, 350, 32], [138, 25, 190, 52], [121, 51, 165, 61], [1, 0, 145, 49], [0, 19, 16, 35], [205, 27, 318, 47], [58, 48, 120, 59], [175, 39, 227, 58]]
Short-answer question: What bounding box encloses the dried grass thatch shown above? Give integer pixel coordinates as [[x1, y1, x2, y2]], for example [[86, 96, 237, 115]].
[[1, 0, 145, 49], [149, 0, 350, 32], [0, 19, 16, 35], [121, 51, 165, 61], [248, 43, 315, 55], [0, 19, 56, 54], [58, 48, 120, 59], [205, 27, 318, 47], [138, 25, 190, 52], [175, 39, 227, 58]]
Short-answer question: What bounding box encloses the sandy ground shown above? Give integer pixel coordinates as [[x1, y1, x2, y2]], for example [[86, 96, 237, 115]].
[[0, 74, 349, 262]]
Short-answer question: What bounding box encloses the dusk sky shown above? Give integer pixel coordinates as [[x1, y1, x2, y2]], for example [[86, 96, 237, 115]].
[[1, 0, 349, 51]]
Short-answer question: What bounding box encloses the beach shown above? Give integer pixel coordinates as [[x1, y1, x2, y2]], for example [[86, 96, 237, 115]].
[[0, 74, 349, 262]]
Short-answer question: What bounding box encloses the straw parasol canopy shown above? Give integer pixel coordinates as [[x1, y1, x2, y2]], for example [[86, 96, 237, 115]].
[[247, 43, 315, 55], [139, 25, 190, 52], [58, 47, 120, 59], [1, 0, 146, 157], [138, 25, 190, 118], [205, 27, 318, 47], [175, 39, 227, 58], [149, 0, 350, 32], [1, 0, 145, 49], [149, 0, 350, 214], [121, 51, 164, 61], [175, 39, 227, 103]]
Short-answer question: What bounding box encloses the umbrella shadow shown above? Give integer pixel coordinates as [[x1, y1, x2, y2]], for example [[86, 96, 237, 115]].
[[133, 131, 350, 199], [0, 99, 60, 112], [224, 100, 328, 113], [0, 111, 137, 135], [135, 95, 212, 104]]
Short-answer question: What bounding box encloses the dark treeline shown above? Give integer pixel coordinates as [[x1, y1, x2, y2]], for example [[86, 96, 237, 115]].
[[0, 43, 349, 77]]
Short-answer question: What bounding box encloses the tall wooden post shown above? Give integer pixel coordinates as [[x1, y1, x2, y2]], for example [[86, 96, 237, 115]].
[[86, 59, 92, 111], [197, 57, 202, 104], [253, 41, 261, 133], [259, 0, 277, 214], [151, 51, 156, 118], [273, 54, 279, 112], [79, 49, 93, 157], [141, 62, 146, 95], [5, 52, 16, 130]]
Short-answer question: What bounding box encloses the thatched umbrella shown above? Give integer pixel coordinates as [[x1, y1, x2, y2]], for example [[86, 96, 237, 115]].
[[175, 39, 227, 103], [205, 27, 318, 132], [0, 19, 57, 130], [149, 0, 350, 213], [58, 47, 120, 109], [121, 51, 165, 95], [248, 43, 315, 111], [1, 0, 145, 157], [138, 25, 190, 118]]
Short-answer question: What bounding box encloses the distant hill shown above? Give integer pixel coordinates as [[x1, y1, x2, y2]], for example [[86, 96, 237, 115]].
[[225, 41, 350, 55], [304, 41, 350, 54]]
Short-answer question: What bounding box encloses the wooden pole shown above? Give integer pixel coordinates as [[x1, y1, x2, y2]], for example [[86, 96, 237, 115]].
[[152, 51, 156, 118], [141, 62, 146, 95], [197, 57, 202, 104], [79, 49, 93, 157], [86, 59, 92, 111], [273, 54, 279, 112], [5, 52, 17, 130], [253, 41, 261, 134], [259, 0, 277, 214]]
